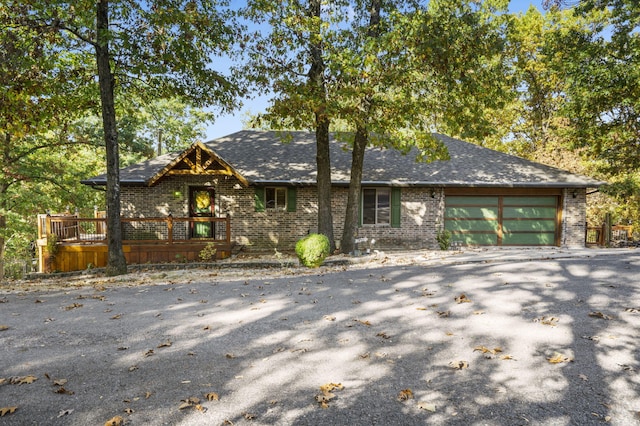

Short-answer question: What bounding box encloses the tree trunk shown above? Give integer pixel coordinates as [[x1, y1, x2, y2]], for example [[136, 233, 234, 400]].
[[315, 116, 335, 250], [340, 127, 367, 254], [0, 214, 5, 280], [340, 0, 380, 254], [0, 133, 10, 280], [308, 0, 335, 251], [96, 0, 127, 275]]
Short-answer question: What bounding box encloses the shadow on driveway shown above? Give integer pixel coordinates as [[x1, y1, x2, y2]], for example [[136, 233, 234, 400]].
[[1, 253, 639, 425]]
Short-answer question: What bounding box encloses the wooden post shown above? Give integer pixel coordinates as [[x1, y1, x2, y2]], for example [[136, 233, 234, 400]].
[[167, 214, 173, 244], [226, 213, 231, 245], [46, 213, 52, 237]]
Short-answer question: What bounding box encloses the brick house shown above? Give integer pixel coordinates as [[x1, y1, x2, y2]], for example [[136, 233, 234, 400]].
[[82, 130, 604, 252]]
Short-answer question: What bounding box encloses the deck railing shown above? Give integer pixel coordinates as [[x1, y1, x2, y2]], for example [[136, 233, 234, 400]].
[[37, 214, 231, 245], [586, 224, 634, 246]]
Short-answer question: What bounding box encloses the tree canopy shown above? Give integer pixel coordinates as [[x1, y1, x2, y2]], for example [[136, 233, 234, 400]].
[[2, 0, 640, 273], [2, 0, 240, 275]]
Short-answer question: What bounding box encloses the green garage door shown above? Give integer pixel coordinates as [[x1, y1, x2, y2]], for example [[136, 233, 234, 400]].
[[445, 195, 559, 246]]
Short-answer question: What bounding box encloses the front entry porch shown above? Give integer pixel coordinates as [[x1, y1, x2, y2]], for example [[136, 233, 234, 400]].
[[36, 213, 233, 273]]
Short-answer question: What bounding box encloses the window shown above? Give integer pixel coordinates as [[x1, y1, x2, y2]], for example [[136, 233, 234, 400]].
[[362, 188, 390, 225], [265, 187, 287, 210], [254, 186, 297, 212]]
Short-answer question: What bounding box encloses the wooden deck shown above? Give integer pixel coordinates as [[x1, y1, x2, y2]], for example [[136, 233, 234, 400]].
[[586, 224, 634, 247], [36, 213, 233, 273]]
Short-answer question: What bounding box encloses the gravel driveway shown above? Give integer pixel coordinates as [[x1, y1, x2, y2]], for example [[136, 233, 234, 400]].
[[1, 250, 639, 425]]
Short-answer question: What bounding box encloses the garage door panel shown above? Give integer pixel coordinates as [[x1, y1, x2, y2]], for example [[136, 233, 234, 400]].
[[445, 207, 499, 219], [446, 196, 499, 205], [452, 233, 499, 245], [503, 232, 557, 245], [503, 219, 556, 232], [446, 220, 499, 232], [503, 196, 557, 206], [503, 206, 556, 219]]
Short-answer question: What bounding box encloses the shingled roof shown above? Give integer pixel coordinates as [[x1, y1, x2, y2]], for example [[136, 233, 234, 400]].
[[82, 130, 604, 188]]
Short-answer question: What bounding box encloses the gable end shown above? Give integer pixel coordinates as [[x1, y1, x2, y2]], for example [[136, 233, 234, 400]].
[[147, 141, 248, 187]]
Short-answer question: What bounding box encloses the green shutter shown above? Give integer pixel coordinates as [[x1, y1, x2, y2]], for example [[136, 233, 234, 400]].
[[287, 187, 297, 212], [391, 187, 401, 228], [254, 187, 265, 212]]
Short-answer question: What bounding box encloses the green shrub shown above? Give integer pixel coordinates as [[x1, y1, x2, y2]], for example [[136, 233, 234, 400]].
[[436, 228, 452, 251], [199, 243, 218, 262], [295, 234, 330, 268]]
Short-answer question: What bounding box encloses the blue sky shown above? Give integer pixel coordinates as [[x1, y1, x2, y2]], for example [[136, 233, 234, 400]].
[[205, 0, 546, 140]]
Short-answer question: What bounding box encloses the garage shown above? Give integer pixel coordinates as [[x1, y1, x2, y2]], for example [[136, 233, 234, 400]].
[[444, 192, 561, 246]]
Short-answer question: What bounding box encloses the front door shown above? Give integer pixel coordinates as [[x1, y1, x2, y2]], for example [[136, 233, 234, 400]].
[[189, 187, 215, 238]]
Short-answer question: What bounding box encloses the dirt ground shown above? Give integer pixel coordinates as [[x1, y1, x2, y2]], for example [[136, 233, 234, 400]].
[[1, 249, 639, 425]]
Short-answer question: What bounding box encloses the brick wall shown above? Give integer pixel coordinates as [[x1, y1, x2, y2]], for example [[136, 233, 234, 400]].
[[561, 187, 587, 248], [121, 178, 586, 251]]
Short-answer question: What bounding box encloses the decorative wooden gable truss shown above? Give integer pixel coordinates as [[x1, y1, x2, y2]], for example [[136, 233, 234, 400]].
[[147, 141, 248, 186]]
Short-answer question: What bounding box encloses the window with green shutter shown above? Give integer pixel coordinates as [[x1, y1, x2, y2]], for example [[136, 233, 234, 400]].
[[391, 187, 401, 228], [255, 186, 296, 212], [360, 187, 394, 225], [287, 187, 297, 212], [254, 187, 265, 212]]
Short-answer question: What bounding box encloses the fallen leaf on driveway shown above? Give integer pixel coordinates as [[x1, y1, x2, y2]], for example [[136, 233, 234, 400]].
[[52, 378, 67, 386], [534, 316, 559, 326], [64, 303, 83, 310], [417, 402, 436, 412], [0, 325, 9, 331], [178, 396, 205, 412], [320, 383, 343, 393], [54, 386, 74, 395], [315, 392, 335, 409], [624, 307, 639, 313], [449, 360, 469, 370], [144, 349, 154, 357], [437, 311, 450, 318], [579, 374, 589, 381], [316, 383, 343, 408], [474, 346, 502, 355], [0, 406, 18, 417], [589, 311, 613, 320], [10, 375, 37, 385], [323, 315, 336, 321], [618, 364, 636, 371], [547, 352, 573, 364], [104, 415, 124, 426], [157, 339, 172, 348], [57, 409, 73, 417], [455, 294, 471, 304], [205, 392, 219, 401], [397, 389, 414, 401]]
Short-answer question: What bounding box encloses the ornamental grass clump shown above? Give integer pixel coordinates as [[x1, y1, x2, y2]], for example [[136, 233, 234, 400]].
[[295, 234, 330, 268]]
